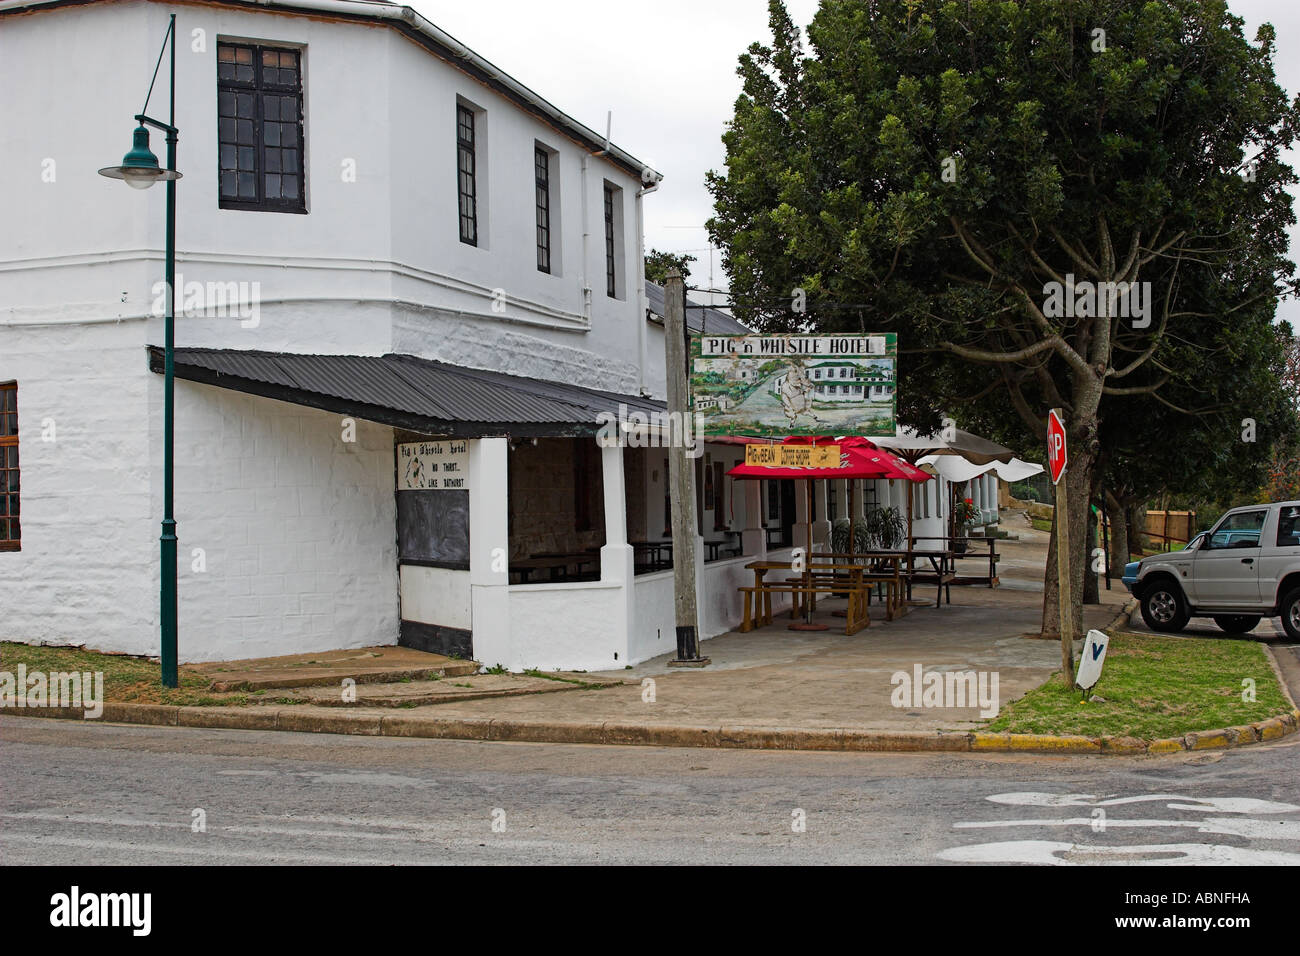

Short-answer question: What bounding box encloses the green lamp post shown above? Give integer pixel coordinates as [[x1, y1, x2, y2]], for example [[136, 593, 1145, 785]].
[[99, 13, 183, 687]]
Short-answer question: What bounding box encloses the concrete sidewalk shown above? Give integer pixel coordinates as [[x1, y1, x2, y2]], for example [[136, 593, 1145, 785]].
[[363, 586, 1129, 733]]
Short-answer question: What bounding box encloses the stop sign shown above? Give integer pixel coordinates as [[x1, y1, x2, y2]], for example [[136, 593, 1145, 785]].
[[1047, 409, 1068, 484]]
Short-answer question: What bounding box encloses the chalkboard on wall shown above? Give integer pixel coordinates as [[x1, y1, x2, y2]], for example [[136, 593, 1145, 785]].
[[397, 490, 470, 567]]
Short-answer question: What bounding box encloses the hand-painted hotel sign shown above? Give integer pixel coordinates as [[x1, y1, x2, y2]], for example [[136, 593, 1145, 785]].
[[744, 444, 839, 469], [691, 334, 898, 438], [398, 440, 469, 490]]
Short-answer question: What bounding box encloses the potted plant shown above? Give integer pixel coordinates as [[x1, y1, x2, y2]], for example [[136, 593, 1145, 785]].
[[952, 497, 980, 553]]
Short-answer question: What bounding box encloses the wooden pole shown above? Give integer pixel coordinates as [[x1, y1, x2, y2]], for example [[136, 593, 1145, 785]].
[[1052, 408, 1075, 689], [664, 271, 705, 665]]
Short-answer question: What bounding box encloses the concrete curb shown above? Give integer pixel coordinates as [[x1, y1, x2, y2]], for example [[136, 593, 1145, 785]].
[[5, 700, 1299, 756]]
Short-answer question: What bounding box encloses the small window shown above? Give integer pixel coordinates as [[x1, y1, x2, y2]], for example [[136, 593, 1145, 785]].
[[457, 105, 478, 246], [603, 181, 624, 298], [535, 146, 551, 273], [217, 42, 305, 213], [0, 383, 18, 552]]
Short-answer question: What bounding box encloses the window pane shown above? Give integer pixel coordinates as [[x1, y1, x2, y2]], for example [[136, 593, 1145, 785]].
[[238, 172, 256, 198], [281, 176, 299, 200], [265, 173, 281, 197], [264, 122, 280, 146], [266, 149, 281, 173], [238, 147, 256, 170], [237, 120, 254, 145]]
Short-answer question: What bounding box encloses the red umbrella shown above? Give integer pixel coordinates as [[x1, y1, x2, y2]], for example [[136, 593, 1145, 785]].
[[727, 436, 930, 627], [727, 435, 931, 482]]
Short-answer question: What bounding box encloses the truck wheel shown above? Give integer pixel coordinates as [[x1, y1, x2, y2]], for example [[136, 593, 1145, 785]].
[[1140, 581, 1190, 632], [1281, 588, 1300, 641], [1213, 615, 1261, 635]]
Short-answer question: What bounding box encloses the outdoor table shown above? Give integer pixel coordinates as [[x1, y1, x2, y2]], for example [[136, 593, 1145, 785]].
[[740, 559, 873, 634], [910, 536, 998, 587], [630, 540, 672, 570], [899, 548, 957, 606], [510, 555, 596, 583], [816, 552, 906, 620]]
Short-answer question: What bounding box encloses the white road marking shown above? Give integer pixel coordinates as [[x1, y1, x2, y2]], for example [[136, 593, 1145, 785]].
[[938, 839, 1300, 865]]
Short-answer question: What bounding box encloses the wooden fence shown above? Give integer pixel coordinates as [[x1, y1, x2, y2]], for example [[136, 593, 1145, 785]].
[[1144, 509, 1197, 546]]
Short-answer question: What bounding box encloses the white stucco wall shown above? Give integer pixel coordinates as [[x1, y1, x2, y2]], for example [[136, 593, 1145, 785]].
[[169, 382, 399, 661], [0, 322, 155, 653]]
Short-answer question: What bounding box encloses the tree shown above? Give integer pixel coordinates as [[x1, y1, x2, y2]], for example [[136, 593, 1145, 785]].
[[645, 249, 698, 286], [1260, 327, 1300, 501], [707, 0, 1300, 641]]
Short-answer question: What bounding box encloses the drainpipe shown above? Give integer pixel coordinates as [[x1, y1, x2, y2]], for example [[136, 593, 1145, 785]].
[[634, 168, 662, 396], [581, 154, 592, 322]]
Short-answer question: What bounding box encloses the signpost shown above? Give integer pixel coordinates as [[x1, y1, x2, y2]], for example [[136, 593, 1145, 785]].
[[664, 272, 708, 667], [1047, 408, 1074, 688]]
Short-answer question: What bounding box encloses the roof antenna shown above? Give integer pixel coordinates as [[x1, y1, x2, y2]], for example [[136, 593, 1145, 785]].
[[595, 111, 611, 157]]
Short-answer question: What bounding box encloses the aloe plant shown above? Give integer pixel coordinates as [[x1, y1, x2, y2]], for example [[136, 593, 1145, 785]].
[[832, 506, 905, 552]]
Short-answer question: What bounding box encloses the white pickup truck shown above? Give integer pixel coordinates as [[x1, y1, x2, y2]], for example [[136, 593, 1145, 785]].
[[1130, 501, 1300, 638]]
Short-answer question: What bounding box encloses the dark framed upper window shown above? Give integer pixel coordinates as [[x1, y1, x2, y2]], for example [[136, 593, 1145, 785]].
[[604, 182, 616, 297], [535, 147, 551, 273], [218, 42, 305, 213], [457, 105, 478, 245], [0, 383, 18, 552]]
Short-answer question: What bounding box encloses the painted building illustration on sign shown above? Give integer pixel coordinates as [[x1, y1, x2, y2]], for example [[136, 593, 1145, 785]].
[[691, 334, 898, 437]]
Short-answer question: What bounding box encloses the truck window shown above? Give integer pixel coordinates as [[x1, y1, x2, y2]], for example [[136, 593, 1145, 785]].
[[1206, 510, 1266, 550], [1278, 508, 1300, 548]]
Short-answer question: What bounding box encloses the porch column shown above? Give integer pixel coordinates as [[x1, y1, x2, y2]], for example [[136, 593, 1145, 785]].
[[599, 440, 635, 659], [469, 437, 511, 668], [794, 479, 811, 555], [812, 479, 831, 550], [741, 479, 765, 558], [599, 441, 634, 584]]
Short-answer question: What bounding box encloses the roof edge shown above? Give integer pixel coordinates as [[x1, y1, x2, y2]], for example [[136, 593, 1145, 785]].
[[0, 0, 661, 183]]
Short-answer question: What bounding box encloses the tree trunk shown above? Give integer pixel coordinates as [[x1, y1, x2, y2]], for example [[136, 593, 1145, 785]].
[[1040, 447, 1093, 641], [1083, 501, 1099, 604], [1104, 491, 1128, 578]]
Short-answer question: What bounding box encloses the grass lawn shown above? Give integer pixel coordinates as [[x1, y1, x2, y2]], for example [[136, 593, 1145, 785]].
[[1030, 517, 1053, 533], [0, 642, 303, 708], [986, 631, 1293, 738]]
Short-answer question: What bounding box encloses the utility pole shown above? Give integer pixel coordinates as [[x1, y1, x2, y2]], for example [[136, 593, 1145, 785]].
[[664, 270, 708, 667]]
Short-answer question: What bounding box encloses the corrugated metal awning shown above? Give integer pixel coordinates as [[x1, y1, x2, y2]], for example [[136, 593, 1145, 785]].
[[147, 347, 666, 438]]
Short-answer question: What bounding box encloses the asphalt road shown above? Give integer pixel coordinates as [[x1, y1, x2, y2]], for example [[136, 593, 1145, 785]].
[[4, 716, 1300, 865]]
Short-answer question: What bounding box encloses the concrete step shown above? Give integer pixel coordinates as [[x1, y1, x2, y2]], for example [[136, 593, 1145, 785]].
[[287, 673, 624, 708], [191, 646, 480, 692]]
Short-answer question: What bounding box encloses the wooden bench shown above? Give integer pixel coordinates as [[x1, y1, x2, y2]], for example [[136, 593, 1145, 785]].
[[738, 583, 870, 635], [782, 572, 903, 621]]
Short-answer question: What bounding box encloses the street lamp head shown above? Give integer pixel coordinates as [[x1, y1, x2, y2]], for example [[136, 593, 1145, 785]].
[[98, 124, 181, 190]]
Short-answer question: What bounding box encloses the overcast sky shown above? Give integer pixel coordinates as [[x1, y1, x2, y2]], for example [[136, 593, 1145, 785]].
[[411, 0, 1300, 324]]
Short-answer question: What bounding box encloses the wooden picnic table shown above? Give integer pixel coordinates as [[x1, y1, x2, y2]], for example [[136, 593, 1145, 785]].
[[814, 552, 907, 620], [739, 559, 875, 635], [910, 535, 998, 587]]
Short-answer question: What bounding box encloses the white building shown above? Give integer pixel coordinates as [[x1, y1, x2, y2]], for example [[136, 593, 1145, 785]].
[[0, 0, 994, 672]]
